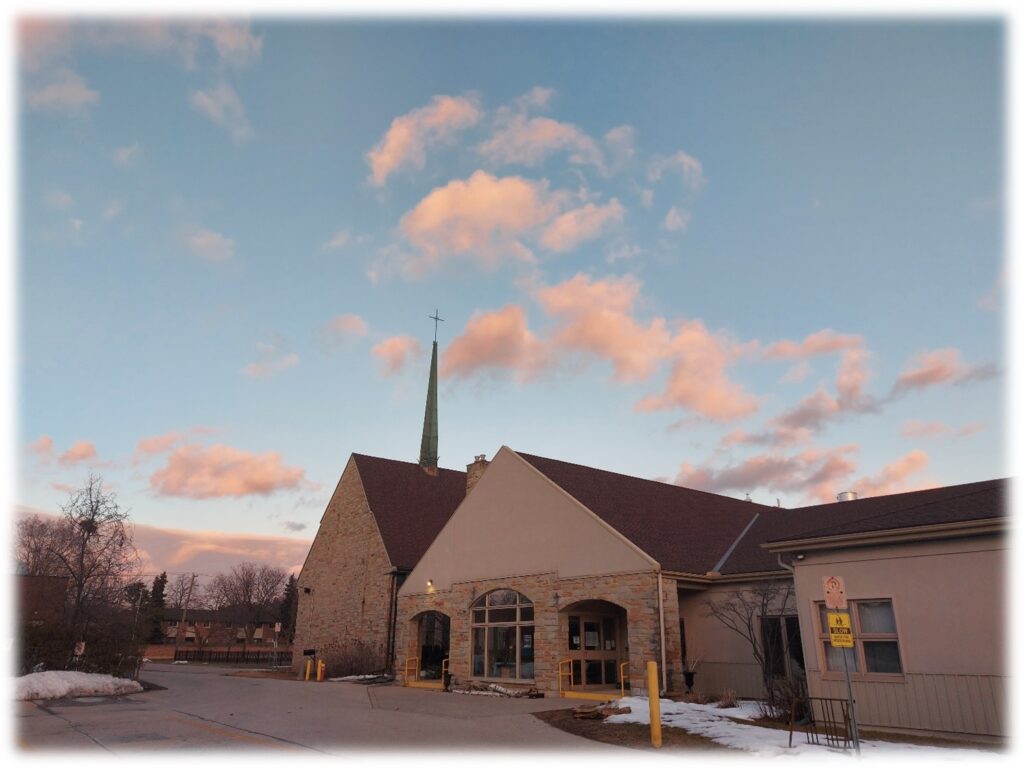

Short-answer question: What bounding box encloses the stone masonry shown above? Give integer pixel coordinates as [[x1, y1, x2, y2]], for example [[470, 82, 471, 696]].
[[293, 458, 396, 673], [397, 569, 684, 694]]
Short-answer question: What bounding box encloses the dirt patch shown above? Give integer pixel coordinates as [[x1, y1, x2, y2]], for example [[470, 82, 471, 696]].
[[533, 708, 732, 751]]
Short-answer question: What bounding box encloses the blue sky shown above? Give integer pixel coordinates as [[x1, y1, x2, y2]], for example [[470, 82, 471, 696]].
[[16, 19, 1005, 567]]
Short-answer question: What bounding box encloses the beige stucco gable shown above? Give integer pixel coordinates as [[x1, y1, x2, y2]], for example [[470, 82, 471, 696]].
[[400, 446, 657, 595]]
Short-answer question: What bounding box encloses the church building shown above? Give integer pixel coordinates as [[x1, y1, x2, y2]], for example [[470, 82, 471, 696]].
[[294, 331, 1008, 742]]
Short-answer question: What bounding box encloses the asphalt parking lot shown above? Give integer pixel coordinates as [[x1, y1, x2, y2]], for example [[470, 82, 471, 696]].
[[17, 663, 617, 753]]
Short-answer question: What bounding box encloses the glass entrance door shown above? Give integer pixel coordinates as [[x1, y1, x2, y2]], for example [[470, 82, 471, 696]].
[[567, 613, 621, 687]]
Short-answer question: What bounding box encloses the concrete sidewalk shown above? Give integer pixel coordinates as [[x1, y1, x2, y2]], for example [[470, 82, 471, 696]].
[[17, 662, 619, 753]]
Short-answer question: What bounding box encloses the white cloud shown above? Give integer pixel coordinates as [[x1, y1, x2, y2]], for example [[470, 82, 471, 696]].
[[188, 82, 252, 143], [113, 143, 141, 167], [662, 206, 691, 232], [187, 228, 235, 262]]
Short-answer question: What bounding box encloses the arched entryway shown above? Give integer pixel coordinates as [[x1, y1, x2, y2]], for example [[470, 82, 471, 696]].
[[406, 610, 450, 687], [561, 599, 628, 693]]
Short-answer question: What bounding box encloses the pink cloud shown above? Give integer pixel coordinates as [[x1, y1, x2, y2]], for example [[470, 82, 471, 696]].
[[477, 114, 605, 171], [900, 420, 950, 439], [854, 450, 931, 498], [26, 67, 99, 115], [372, 335, 423, 376], [242, 336, 299, 379], [149, 443, 306, 499], [636, 321, 759, 421], [320, 313, 369, 346], [537, 273, 671, 382], [676, 444, 859, 504], [900, 420, 985, 440], [30, 435, 53, 460], [367, 94, 482, 186], [135, 431, 183, 459], [58, 440, 97, 466], [19, 19, 262, 72], [399, 171, 562, 272], [763, 329, 864, 360], [540, 199, 625, 252], [891, 348, 998, 396], [440, 305, 547, 381]]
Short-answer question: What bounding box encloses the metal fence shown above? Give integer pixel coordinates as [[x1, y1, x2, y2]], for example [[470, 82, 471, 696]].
[[172, 647, 293, 666]]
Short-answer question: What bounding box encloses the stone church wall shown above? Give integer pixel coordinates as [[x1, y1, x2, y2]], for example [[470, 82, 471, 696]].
[[293, 459, 396, 674], [397, 569, 684, 693]]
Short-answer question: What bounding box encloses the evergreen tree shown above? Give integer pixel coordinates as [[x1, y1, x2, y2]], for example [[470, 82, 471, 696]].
[[279, 574, 298, 643], [148, 571, 168, 644]]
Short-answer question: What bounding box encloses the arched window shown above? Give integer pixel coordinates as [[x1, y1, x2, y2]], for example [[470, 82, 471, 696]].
[[470, 590, 534, 680]]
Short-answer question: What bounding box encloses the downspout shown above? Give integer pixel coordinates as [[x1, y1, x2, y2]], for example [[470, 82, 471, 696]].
[[776, 554, 794, 573], [386, 569, 399, 675], [657, 570, 667, 693]]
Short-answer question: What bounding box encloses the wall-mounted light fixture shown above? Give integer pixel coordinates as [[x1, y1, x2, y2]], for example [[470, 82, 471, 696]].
[[426, 579, 433, 589], [795, 553, 805, 561]]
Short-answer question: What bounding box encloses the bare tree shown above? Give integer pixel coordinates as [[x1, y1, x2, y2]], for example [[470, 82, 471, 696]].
[[46, 475, 141, 637], [208, 562, 286, 645], [703, 579, 795, 705], [166, 573, 194, 609], [15, 515, 63, 575]]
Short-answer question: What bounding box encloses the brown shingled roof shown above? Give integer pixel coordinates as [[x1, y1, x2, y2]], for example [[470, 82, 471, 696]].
[[352, 454, 466, 571], [719, 478, 1008, 575], [516, 451, 763, 574]]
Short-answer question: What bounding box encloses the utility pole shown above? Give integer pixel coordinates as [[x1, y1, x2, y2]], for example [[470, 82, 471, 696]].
[[176, 573, 197, 648]]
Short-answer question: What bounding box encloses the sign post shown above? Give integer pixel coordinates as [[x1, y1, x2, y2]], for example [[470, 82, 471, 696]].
[[824, 576, 860, 754]]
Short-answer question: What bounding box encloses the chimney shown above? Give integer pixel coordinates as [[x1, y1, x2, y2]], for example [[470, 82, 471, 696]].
[[466, 454, 490, 496], [836, 491, 858, 502]]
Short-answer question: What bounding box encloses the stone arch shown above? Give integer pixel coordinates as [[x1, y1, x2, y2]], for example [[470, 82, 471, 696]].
[[406, 609, 450, 681]]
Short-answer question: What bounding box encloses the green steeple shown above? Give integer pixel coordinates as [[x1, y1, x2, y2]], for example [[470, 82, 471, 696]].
[[419, 339, 439, 472]]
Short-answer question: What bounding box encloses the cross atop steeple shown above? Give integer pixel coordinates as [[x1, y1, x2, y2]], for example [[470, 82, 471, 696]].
[[429, 309, 444, 342]]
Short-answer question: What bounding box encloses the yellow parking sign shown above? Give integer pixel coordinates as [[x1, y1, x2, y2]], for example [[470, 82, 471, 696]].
[[827, 612, 854, 648]]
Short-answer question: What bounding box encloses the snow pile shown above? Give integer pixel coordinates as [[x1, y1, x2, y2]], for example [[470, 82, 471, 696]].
[[606, 697, 996, 758], [16, 671, 143, 701]]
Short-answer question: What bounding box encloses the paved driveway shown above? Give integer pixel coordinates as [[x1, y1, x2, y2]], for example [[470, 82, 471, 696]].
[[17, 663, 619, 753]]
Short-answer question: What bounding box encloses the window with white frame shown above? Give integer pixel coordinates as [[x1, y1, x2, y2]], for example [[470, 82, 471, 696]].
[[470, 589, 534, 680], [816, 599, 902, 675]]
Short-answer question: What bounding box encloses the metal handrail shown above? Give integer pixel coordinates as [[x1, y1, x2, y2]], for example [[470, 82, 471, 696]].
[[403, 657, 419, 686], [620, 661, 629, 698], [558, 659, 574, 695]]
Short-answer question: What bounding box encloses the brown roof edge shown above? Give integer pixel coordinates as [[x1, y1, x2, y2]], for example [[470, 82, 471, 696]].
[[762, 516, 1007, 554]]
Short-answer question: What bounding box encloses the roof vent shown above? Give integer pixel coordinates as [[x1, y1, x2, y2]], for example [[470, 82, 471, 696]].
[[744, 493, 752, 503], [837, 491, 858, 502]]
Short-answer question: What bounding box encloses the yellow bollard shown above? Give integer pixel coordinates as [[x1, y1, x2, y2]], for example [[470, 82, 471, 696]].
[[646, 661, 662, 748], [317, 659, 326, 682], [304, 659, 312, 681]]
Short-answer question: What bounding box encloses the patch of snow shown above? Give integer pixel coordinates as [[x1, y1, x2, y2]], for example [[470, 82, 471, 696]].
[[171, 660, 188, 664], [606, 697, 997, 758], [16, 671, 143, 701], [331, 674, 381, 681]]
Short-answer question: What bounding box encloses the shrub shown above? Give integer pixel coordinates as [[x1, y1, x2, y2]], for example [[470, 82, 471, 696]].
[[318, 638, 383, 677], [717, 688, 738, 708]]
